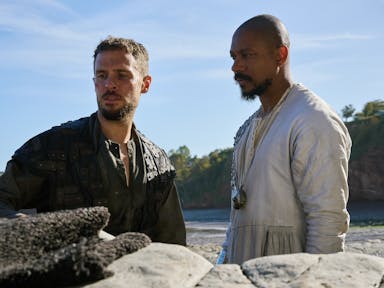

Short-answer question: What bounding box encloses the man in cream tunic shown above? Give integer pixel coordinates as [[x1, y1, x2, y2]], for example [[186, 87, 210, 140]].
[[220, 15, 351, 264]]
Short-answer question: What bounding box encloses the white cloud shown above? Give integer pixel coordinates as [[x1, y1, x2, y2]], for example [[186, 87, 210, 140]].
[[0, 1, 235, 86], [293, 33, 375, 49], [0, 1, 80, 36]]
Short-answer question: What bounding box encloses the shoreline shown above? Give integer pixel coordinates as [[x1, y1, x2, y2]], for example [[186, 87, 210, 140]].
[[186, 225, 384, 264]]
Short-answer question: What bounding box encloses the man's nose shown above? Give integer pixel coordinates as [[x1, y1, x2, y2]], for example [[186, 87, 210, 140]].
[[232, 58, 245, 73], [104, 77, 117, 89]]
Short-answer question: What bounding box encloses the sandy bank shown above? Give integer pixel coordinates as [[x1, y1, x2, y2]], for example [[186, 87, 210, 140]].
[[187, 226, 384, 264]]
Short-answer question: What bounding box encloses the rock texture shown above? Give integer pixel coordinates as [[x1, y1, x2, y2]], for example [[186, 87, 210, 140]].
[[80, 243, 213, 288], [349, 147, 384, 200], [74, 247, 384, 288], [74, 226, 384, 287], [2, 225, 382, 288], [243, 253, 384, 288], [2, 210, 383, 287], [196, 264, 254, 288], [0, 207, 151, 288]]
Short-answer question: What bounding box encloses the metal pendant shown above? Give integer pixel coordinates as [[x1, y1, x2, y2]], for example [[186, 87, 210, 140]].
[[232, 185, 246, 209]]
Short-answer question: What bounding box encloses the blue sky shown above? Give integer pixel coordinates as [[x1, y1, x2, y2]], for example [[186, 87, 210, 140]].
[[0, 0, 383, 170]]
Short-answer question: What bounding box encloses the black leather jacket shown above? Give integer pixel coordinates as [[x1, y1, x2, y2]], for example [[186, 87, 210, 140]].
[[0, 113, 186, 245]]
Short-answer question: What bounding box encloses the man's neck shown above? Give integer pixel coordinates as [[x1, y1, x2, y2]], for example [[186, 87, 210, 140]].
[[97, 111, 133, 144], [259, 78, 293, 113]]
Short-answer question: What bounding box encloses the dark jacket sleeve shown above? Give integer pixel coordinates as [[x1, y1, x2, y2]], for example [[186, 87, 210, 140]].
[[149, 181, 186, 245], [0, 160, 44, 218], [0, 161, 20, 217]]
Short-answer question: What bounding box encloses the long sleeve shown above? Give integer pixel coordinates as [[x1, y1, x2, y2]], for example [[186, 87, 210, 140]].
[[0, 160, 44, 218], [291, 112, 351, 253], [148, 181, 186, 245]]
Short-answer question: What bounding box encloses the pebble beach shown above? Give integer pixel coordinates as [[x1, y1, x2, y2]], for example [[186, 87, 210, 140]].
[[186, 224, 384, 264]]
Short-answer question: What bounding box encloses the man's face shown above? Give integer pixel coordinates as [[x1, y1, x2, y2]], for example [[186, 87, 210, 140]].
[[230, 29, 278, 100], [93, 50, 151, 121]]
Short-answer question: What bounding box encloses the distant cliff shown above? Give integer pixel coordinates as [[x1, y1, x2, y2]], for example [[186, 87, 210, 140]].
[[173, 116, 384, 209], [347, 117, 384, 201], [170, 147, 232, 209]]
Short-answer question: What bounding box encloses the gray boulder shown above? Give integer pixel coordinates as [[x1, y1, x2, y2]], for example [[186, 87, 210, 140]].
[[81, 243, 213, 288], [196, 264, 254, 288], [242, 252, 384, 288], [78, 247, 384, 288]]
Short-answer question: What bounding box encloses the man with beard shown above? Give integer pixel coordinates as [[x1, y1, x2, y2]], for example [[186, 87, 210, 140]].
[[217, 15, 351, 264], [0, 36, 186, 245]]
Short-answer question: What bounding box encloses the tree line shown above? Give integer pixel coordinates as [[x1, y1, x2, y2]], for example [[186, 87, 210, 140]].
[[1, 100, 383, 208], [168, 146, 232, 209], [341, 99, 384, 122], [170, 99, 384, 209]]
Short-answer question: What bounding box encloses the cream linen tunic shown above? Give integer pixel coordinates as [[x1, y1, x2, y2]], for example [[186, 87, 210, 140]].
[[226, 84, 351, 264]]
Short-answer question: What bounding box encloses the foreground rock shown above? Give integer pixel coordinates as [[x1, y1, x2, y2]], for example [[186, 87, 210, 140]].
[[79, 243, 213, 288], [0, 207, 151, 287], [196, 264, 254, 288], [75, 245, 384, 288], [242, 253, 384, 288]]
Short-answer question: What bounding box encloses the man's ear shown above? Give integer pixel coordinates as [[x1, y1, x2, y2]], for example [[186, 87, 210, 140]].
[[277, 45, 289, 65], [141, 75, 152, 94]]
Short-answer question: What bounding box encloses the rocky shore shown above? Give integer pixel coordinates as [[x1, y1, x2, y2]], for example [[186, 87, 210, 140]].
[[75, 226, 384, 287], [188, 225, 384, 264], [2, 208, 382, 288]]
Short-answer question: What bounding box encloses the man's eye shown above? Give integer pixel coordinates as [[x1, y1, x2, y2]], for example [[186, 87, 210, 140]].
[[118, 73, 130, 79], [242, 52, 256, 58], [96, 73, 107, 80]]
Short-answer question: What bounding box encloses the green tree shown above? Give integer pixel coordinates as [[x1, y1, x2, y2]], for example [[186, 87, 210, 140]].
[[341, 104, 355, 122], [354, 99, 384, 120], [169, 146, 232, 209], [168, 145, 193, 181]]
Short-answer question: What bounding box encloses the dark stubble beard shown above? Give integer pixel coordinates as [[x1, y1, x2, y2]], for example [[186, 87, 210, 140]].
[[98, 102, 135, 121], [241, 78, 272, 101], [234, 72, 272, 101]]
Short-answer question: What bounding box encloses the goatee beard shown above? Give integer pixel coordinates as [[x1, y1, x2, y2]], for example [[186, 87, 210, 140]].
[[99, 104, 135, 121], [241, 78, 272, 101]]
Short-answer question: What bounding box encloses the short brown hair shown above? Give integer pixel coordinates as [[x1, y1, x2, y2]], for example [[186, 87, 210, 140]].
[[93, 36, 149, 75]]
